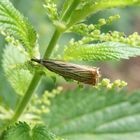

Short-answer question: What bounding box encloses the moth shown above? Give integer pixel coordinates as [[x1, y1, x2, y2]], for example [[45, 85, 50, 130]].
[[31, 58, 101, 85]]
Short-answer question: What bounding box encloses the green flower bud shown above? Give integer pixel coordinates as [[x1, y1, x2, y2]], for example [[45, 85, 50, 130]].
[[93, 30, 101, 35], [101, 78, 110, 86], [88, 24, 95, 30], [113, 79, 121, 86], [107, 83, 113, 89], [5, 36, 13, 42], [98, 19, 106, 26], [120, 81, 127, 87]]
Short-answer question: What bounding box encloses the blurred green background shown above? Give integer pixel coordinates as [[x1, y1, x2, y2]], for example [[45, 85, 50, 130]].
[[0, 0, 140, 107]]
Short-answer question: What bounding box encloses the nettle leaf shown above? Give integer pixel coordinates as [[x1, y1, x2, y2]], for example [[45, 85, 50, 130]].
[[2, 45, 33, 96], [32, 125, 56, 140], [43, 88, 140, 140], [3, 122, 30, 140], [0, 0, 37, 57], [67, 0, 140, 27], [64, 42, 140, 61], [3, 122, 60, 140]]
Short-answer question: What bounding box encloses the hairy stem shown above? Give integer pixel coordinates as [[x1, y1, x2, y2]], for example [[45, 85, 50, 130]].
[[44, 29, 61, 58]]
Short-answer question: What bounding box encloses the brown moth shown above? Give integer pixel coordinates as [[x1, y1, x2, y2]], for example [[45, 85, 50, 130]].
[[31, 58, 101, 85]]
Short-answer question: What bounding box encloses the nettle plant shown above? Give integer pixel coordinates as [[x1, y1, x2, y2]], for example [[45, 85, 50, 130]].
[[0, 0, 140, 140]]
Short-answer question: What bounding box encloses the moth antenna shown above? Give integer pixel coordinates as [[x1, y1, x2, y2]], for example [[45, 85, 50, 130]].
[[31, 58, 41, 64]]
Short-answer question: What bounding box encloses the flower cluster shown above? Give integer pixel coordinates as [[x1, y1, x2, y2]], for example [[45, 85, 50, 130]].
[[26, 86, 63, 116], [67, 14, 140, 48], [95, 78, 127, 90], [69, 15, 120, 35], [44, 0, 59, 22]]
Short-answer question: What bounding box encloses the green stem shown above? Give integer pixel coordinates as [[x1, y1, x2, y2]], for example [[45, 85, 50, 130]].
[[61, 0, 80, 22], [8, 0, 78, 126], [11, 72, 40, 122], [44, 29, 61, 59], [11, 29, 61, 123]]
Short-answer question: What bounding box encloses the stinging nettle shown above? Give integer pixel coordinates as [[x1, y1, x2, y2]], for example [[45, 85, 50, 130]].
[[31, 58, 101, 85]]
